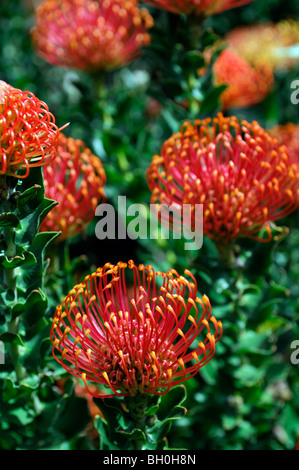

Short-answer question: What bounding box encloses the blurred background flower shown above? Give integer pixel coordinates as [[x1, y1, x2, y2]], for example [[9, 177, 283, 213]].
[[142, 0, 253, 17], [212, 48, 274, 110], [226, 20, 299, 71], [31, 0, 154, 72], [40, 133, 106, 241]]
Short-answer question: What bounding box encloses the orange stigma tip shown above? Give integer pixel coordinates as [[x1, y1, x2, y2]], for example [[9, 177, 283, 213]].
[[59, 122, 70, 132]]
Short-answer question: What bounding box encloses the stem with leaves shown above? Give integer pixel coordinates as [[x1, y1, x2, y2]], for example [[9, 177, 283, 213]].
[[93, 384, 188, 450]]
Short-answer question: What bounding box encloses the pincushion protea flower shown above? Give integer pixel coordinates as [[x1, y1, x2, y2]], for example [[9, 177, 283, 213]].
[[31, 0, 153, 72], [226, 20, 299, 71], [50, 260, 222, 398], [146, 113, 299, 247], [268, 123, 299, 167], [40, 133, 106, 241], [212, 49, 274, 110], [0, 80, 59, 178], [143, 0, 253, 16]]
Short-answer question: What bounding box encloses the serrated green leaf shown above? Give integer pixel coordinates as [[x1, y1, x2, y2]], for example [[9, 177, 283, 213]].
[[20, 231, 60, 293], [12, 289, 47, 320], [0, 332, 24, 346], [119, 427, 146, 443], [15, 198, 58, 247], [0, 212, 21, 229], [145, 404, 159, 416], [0, 250, 36, 269]]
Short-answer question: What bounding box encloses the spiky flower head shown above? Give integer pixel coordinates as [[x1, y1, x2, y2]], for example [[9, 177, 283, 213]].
[[142, 0, 253, 16], [146, 113, 299, 247], [40, 133, 106, 241], [226, 20, 299, 71], [31, 0, 154, 72], [0, 80, 59, 178], [213, 49, 274, 110], [50, 260, 222, 397]]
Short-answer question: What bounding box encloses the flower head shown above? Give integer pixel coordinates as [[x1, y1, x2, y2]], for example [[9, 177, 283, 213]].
[[142, 0, 253, 16], [0, 80, 59, 178], [213, 49, 274, 110], [146, 113, 299, 246], [31, 0, 153, 72], [40, 133, 106, 241], [226, 20, 299, 71], [50, 260, 222, 397]]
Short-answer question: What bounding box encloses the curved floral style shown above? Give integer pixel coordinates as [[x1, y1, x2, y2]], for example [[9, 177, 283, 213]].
[[50, 260, 222, 397], [226, 20, 299, 71], [143, 0, 253, 16], [0, 80, 59, 178], [213, 49, 274, 110], [40, 133, 106, 241], [31, 0, 154, 72], [146, 113, 299, 246]]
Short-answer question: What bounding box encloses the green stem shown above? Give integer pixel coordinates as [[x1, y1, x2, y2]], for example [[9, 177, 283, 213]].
[[217, 242, 238, 269], [3, 225, 26, 381], [91, 72, 111, 128], [189, 15, 205, 50], [126, 393, 148, 450], [0, 175, 8, 201]]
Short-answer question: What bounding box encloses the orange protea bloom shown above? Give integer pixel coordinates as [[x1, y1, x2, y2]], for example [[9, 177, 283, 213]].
[[212, 49, 274, 110], [40, 133, 106, 241], [268, 123, 299, 166], [146, 113, 299, 247], [226, 20, 299, 71], [50, 260, 222, 398], [31, 0, 153, 72], [0, 80, 59, 178], [143, 0, 252, 16]]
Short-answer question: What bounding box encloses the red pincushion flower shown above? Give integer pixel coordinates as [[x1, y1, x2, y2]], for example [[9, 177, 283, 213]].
[[40, 133, 106, 241], [146, 113, 299, 247], [0, 80, 59, 178], [50, 260, 222, 398], [31, 0, 154, 72], [212, 49, 274, 110], [142, 0, 253, 16]]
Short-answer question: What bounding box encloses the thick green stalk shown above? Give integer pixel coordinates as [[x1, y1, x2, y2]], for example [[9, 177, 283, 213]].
[[126, 393, 148, 450], [3, 225, 26, 381], [91, 72, 112, 128]]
